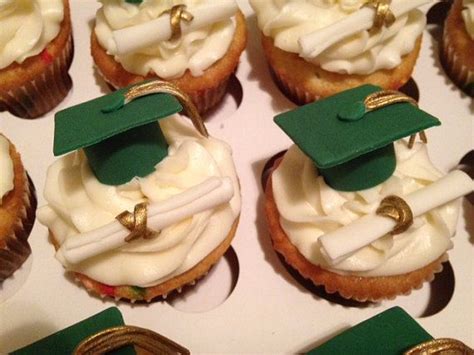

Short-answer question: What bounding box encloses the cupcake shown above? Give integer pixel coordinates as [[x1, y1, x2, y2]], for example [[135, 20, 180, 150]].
[[0, 134, 36, 282], [265, 85, 473, 302], [37, 81, 241, 302], [441, 0, 474, 96], [0, 0, 73, 119], [250, 0, 426, 104], [91, 0, 247, 114]]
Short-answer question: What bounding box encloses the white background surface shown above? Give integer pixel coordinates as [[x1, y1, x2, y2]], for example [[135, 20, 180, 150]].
[[0, 1, 473, 353]]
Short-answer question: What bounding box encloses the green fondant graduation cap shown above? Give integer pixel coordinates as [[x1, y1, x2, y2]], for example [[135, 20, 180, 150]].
[[54, 85, 182, 186], [274, 85, 441, 191], [12, 307, 135, 355], [307, 307, 433, 355]]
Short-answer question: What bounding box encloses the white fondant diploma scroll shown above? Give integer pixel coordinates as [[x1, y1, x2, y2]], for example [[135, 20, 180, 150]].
[[298, 0, 430, 59], [112, 0, 238, 55], [320, 170, 473, 263], [58, 176, 234, 264]]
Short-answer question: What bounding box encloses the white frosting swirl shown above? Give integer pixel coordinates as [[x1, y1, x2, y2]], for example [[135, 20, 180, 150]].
[[37, 115, 241, 287], [0, 135, 14, 200], [272, 141, 460, 277], [95, 0, 236, 79], [0, 0, 64, 70], [250, 0, 426, 75], [462, 0, 474, 40]]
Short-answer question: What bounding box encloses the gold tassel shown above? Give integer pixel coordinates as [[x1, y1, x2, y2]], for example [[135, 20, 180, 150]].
[[74, 325, 190, 355], [116, 203, 155, 242], [363, 90, 426, 149], [376, 195, 413, 235], [364, 0, 396, 31], [124, 80, 208, 138], [161, 4, 194, 42]]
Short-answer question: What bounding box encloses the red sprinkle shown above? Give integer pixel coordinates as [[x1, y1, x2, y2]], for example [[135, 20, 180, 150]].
[[40, 49, 54, 64], [100, 284, 116, 297]]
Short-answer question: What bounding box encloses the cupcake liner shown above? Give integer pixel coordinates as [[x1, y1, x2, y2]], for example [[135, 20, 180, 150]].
[[49, 217, 239, 302], [318, 254, 448, 303], [0, 173, 37, 282], [441, 24, 474, 97], [0, 33, 74, 119], [184, 75, 230, 114], [268, 65, 321, 105], [102, 69, 232, 116], [261, 33, 421, 105], [267, 52, 417, 105], [265, 158, 450, 303], [99, 62, 234, 116]]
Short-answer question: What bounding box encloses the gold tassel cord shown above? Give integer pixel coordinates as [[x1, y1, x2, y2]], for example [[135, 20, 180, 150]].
[[161, 4, 194, 42], [124, 80, 208, 138], [74, 327, 471, 355], [363, 90, 426, 149], [364, 90, 418, 110], [73, 326, 190, 355], [376, 195, 413, 235], [116, 203, 155, 242], [404, 338, 473, 355], [364, 0, 396, 31]]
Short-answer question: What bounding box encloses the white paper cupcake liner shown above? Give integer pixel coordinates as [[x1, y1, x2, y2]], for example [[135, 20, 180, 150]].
[[0, 173, 36, 282], [0, 33, 74, 119], [441, 24, 474, 96]]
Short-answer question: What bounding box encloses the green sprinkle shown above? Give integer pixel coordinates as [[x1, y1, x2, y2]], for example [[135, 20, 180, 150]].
[[125, 0, 143, 4], [131, 286, 146, 298]]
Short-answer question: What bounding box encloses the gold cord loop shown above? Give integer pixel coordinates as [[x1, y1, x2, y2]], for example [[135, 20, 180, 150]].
[[364, 0, 396, 31], [161, 4, 194, 41], [116, 203, 155, 242], [376, 195, 413, 235], [73, 325, 190, 355], [404, 338, 473, 355], [363, 90, 426, 148], [364, 90, 417, 110], [124, 80, 208, 137]]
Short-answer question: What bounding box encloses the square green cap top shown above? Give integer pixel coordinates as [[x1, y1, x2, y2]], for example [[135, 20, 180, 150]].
[[53, 85, 183, 186], [54, 87, 181, 156], [307, 307, 433, 355], [12, 307, 135, 355], [274, 85, 441, 191]]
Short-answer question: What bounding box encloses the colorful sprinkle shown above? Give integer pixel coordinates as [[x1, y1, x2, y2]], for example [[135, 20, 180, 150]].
[[130, 286, 146, 299], [100, 284, 116, 297], [40, 49, 53, 65]]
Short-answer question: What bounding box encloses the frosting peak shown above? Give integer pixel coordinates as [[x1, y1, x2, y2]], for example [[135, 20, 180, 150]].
[[312, 0, 368, 12], [0, 0, 64, 70]]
